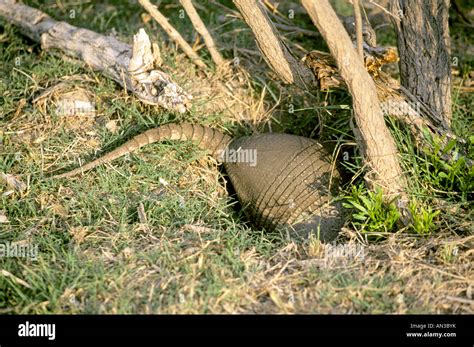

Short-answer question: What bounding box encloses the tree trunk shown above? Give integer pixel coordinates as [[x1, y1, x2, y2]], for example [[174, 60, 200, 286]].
[[302, 0, 409, 217], [390, 0, 452, 127], [233, 0, 315, 89]]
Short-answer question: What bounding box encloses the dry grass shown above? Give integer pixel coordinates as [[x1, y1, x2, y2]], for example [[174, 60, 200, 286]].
[[0, 0, 472, 314]]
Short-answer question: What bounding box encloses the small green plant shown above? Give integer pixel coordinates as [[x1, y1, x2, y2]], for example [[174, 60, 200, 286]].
[[343, 185, 400, 233], [408, 199, 440, 235], [420, 136, 474, 201]]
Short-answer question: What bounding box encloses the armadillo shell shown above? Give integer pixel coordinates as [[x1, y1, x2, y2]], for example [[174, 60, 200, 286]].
[[222, 133, 344, 242]]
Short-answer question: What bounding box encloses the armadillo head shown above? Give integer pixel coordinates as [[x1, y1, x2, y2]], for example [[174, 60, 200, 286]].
[[222, 133, 345, 242]]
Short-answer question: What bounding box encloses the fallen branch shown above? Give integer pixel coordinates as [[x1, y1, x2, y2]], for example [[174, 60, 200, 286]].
[[0, 0, 192, 113], [179, 0, 225, 68], [138, 0, 207, 69]]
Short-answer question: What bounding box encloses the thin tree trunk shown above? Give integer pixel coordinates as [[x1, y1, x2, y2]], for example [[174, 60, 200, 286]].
[[233, 0, 315, 89], [302, 0, 409, 216], [353, 0, 364, 59], [390, 0, 452, 127]]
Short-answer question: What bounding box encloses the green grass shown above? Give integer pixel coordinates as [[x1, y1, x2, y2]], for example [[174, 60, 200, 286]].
[[0, 0, 472, 314]]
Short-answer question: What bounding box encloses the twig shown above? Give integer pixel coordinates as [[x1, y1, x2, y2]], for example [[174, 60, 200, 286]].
[[420, 263, 473, 283], [368, 0, 402, 22], [451, 0, 473, 26], [445, 296, 474, 305], [138, 0, 207, 69], [179, 0, 225, 68], [274, 22, 320, 37], [262, 0, 292, 25]]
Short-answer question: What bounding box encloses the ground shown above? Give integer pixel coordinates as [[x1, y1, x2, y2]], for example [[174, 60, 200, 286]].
[[0, 0, 472, 314]]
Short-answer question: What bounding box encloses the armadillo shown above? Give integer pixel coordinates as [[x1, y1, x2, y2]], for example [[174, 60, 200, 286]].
[[53, 123, 345, 241]]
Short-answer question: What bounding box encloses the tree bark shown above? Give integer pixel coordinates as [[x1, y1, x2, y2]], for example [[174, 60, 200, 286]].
[[233, 0, 315, 89], [390, 0, 452, 127], [0, 0, 192, 113], [352, 0, 364, 59], [301, 0, 408, 214], [303, 50, 466, 165]]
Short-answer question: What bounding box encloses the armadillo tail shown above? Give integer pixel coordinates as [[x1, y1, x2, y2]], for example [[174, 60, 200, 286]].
[[51, 122, 232, 179]]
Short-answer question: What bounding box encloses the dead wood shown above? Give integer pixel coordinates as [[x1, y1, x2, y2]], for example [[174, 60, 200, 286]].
[[138, 0, 207, 69], [0, 0, 192, 113]]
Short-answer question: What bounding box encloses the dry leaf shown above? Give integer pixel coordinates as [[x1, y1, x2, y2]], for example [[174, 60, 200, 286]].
[[0, 172, 27, 192], [51, 203, 68, 217], [0, 210, 9, 223], [159, 178, 169, 186], [105, 120, 118, 134], [137, 203, 148, 224], [69, 227, 89, 243], [1, 269, 32, 289]]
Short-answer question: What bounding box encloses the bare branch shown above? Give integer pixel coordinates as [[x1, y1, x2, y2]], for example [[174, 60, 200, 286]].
[[368, 0, 402, 22], [179, 0, 225, 68]]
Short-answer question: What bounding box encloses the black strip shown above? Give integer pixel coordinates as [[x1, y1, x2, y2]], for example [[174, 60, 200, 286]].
[[0, 314, 471, 343]]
